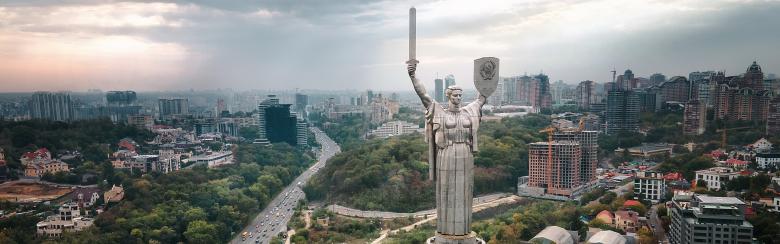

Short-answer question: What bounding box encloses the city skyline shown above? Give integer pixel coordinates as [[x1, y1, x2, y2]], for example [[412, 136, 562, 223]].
[[1, 0, 780, 92]]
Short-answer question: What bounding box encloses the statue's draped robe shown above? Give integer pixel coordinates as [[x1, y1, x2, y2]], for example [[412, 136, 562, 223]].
[[425, 100, 481, 236]]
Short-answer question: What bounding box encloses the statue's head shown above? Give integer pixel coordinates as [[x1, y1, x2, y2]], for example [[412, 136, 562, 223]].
[[445, 85, 463, 106]]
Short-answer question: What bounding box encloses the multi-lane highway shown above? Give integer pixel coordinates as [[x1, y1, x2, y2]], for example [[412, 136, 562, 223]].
[[230, 127, 340, 244]]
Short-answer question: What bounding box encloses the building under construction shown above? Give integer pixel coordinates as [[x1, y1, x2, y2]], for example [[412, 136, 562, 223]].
[[553, 130, 599, 184], [527, 141, 582, 197]]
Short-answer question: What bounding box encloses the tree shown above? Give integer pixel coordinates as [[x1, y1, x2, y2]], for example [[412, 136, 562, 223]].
[[184, 220, 218, 244], [696, 179, 708, 189], [184, 207, 208, 222], [238, 126, 260, 141], [636, 226, 656, 244], [599, 192, 617, 205]]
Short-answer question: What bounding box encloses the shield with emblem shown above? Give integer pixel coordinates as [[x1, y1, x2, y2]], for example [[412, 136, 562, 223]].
[[473, 57, 499, 97]]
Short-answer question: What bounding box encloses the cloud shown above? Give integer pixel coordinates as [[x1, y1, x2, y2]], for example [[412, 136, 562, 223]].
[[0, 0, 778, 92]]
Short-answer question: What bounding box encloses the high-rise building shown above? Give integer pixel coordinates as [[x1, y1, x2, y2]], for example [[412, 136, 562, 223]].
[[295, 114, 307, 148], [649, 73, 666, 86], [550, 80, 567, 105], [487, 79, 505, 106], [656, 76, 691, 104], [444, 74, 456, 88], [683, 100, 706, 135], [265, 104, 298, 146], [767, 96, 780, 135], [106, 91, 137, 106], [714, 62, 772, 121], [694, 79, 715, 108], [553, 130, 598, 184], [528, 141, 581, 197], [434, 78, 444, 103], [30, 92, 74, 121], [255, 95, 306, 147], [502, 77, 517, 104], [636, 89, 659, 112], [101, 91, 142, 122], [215, 98, 228, 118], [576, 80, 595, 110], [690, 71, 715, 104], [518, 75, 533, 105], [157, 98, 189, 120], [606, 90, 639, 134], [254, 95, 278, 144], [689, 71, 715, 84], [366, 90, 375, 104], [670, 194, 753, 244], [295, 93, 308, 118], [531, 73, 552, 110], [604, 82, 619, 92], [616, 69, 636, 90]]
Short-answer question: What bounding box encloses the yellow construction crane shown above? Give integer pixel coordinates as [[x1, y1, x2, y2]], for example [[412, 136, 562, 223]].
[[539, 126, 556, 191], [715, 126, 752, 149]]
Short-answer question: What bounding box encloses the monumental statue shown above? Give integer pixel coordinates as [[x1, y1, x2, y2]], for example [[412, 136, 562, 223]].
[[405, 7, 498, 244]]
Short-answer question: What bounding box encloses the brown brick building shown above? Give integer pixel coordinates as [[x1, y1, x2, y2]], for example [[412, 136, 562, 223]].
[[528, 141, 581, 197], [714, 62, 773, 121]]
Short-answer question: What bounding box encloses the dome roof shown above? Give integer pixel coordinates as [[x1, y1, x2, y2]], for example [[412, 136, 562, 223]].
[[531, 226, 576, 244], [587, 230, 627, 244], [747, 61, 762, 73], [595, 210, 613, 223]]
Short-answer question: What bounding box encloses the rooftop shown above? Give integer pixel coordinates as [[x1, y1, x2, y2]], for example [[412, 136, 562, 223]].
[[697, 196, 744, 205]]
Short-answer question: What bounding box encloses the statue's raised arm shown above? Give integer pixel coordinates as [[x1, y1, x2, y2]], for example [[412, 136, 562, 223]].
[[407, 62, 432, 108]]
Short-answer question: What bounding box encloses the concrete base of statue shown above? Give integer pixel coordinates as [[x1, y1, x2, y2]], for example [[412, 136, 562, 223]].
[[425, 232, 484, 244]]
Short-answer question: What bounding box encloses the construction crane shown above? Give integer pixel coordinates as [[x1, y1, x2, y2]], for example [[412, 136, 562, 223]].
[[611, 69, 617, 83], [539, 126, 556, 192], [715, 126, 752, 149]]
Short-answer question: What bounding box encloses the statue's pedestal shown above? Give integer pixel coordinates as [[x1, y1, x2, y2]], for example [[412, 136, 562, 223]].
[[426, 232, 485, 244]]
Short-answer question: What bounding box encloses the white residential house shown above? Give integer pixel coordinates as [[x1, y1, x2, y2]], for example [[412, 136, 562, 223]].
[[36, 202, 94, 238], [695, 167, 740, 191], [756, 153, 780, 169], [750, 138, 773, 152], [633, 171, 666, 203], [367, 120, 423, 139]]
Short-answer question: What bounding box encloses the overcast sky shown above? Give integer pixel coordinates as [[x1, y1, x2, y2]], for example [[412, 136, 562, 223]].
[[1, 0, 779, 92]]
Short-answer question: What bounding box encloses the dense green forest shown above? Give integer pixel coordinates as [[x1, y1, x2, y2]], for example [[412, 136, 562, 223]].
[[472, 201, 585, 242], [304, 134, 433, 212], [0, 143, 314, 244], [305, 114, 549, 212]]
